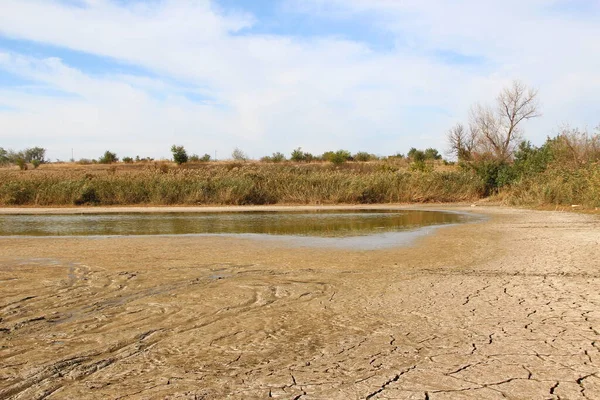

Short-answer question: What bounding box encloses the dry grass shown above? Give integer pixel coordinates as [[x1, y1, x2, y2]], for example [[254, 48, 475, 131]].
[[0, 161, 482, 206]]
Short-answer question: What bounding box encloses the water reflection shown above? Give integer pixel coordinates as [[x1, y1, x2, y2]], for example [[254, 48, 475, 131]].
[[0, 210, 467, 238]]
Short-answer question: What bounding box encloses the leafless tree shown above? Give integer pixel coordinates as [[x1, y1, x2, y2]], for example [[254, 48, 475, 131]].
[[447, 122, 476, 161], [448, 80, 541, 161]]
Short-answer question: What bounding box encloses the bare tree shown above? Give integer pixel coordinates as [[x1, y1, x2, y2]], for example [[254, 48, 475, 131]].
[[447, 122, 476, 161], [448, 80, 540, 161]]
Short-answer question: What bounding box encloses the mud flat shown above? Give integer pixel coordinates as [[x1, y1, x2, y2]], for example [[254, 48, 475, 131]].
[[0, 206, 599, 399]]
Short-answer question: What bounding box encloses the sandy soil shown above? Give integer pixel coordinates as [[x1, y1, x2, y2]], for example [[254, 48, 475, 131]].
[[0, 205, 599, 399]]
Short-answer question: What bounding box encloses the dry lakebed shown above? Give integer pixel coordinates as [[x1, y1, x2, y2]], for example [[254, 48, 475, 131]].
[[0, 205, 599, 399]]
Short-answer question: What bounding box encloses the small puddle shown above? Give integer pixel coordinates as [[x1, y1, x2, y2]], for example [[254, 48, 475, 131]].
[[0, 210, 478, 249]]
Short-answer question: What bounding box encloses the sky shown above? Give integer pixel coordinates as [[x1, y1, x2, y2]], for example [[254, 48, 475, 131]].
[[0, 0, 599, 161]]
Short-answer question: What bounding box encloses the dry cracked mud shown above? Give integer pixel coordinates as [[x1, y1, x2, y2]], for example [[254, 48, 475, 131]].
[[0, 206, 599, 399]]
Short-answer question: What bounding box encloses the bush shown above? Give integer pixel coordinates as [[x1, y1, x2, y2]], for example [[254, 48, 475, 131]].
[[354, 152, 376, 162], [465, 159, 512, 196], [74, 186, 100, 205], [122, 157, 134, 164], [261, 152, 286, 163], [24, 147, 46, 164], [99, 151, 118, 164], [0, 148, 10, 165], [291, 147, 315, 162], [424, 148, 442, 160], [16, 158, 27, 170], [171, 145, 188, 165], [322, 150, 352, 165], [32, 159, 41, 169]]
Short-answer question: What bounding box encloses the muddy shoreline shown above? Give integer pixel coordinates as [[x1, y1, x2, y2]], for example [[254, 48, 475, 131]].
[[1, 206, 599, 399], [0, 204, 475, 215]]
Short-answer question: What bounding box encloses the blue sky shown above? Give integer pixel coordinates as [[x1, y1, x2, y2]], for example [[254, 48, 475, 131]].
[[0, 0, 599, 161]]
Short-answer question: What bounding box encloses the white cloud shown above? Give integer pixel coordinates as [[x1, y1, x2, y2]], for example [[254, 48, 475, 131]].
[[0, 0, 599, 160]]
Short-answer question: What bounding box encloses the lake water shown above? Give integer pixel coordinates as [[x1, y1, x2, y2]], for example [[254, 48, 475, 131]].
[[0, 210, 475, 249]]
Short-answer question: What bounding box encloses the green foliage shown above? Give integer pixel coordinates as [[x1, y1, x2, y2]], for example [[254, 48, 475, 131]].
[[74, 186, 100, 205], [409, 147, 442, 162], [463, 159, 512, 196], [99, 151, 118, 164], [290, 147, 316, 162], [122, 157, 134, 164], [261, 152, 286, 163], [408, 148, 426, 163], [24, 147, 46, 163], [424, 148, 442, 160], [511, 140, 553, 177], [16, 158, 27, 170], [353, 152, 376, 162], [32, 159, 41, 169], [322, 150, 351, 165], [0, 148, 9, 165], [410, 160, 433, 173], [291, 147, 305, 162], [171, 145, 188, 165], [271, 152, 286, 163]]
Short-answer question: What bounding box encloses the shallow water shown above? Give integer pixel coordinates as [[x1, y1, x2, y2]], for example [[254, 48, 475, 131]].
[[0, 210, 477, 249], [0, 210, 467, 236]]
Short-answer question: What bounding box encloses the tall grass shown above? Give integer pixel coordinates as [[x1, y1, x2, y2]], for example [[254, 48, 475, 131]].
[[499, 127, 600, 208], [0, 162, 483, 206]]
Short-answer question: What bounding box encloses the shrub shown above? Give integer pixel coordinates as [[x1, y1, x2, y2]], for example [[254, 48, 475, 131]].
[[16, 158, 27, 170], [322, 150, 352, 165], [99, 151, 118, 164], [122, 157, 134, 163], [354, 152, 376, 162], [424, 148, 442, 160], [171, 145, 188, 165], [261, 153, 287, 163], [0, 147, 9, 165], [24, 147, 46, 164], [74, 186, 100, 205], [291, 147, 314, 162], [32, 159, 41, 169]]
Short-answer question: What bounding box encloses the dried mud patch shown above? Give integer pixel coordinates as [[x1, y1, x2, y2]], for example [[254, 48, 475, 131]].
[[0, 206, 599, 399]]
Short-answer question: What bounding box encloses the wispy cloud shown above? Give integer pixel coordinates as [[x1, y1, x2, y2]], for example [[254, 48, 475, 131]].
[[0, 0, 598, 160]]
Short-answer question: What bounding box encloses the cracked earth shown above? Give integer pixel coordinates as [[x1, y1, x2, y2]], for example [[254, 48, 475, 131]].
[[0, 206, 599, 399]]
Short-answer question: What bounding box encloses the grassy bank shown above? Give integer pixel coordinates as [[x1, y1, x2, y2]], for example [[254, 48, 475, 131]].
[[0, 162, 483, 206], [500, 164, 600, 208]]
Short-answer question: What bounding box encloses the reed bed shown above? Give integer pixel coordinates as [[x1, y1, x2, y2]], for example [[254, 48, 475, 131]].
[[0, 162, 483, 206], [500, 163, 600, 208]]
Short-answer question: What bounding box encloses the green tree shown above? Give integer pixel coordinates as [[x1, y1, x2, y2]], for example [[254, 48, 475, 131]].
[[24, 147, 46, 163], [0, 147, 8, 165], [291, 147, 306, 162], [323, 149, 351, 164], [99, 151, 118, 164], [407, 148, 426, 162], [171, 145, 189, 165], [354, 151, 375, 162], [424, 148, 442, 160]]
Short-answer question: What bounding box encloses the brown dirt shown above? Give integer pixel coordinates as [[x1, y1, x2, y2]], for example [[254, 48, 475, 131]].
[[0, 206, 599, 399]]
